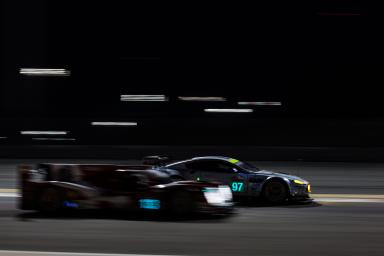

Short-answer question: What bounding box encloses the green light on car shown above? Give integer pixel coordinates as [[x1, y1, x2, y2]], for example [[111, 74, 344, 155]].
[[229, 158, 239, 164]]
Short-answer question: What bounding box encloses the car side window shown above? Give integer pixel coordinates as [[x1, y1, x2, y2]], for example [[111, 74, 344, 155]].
[[187, 160, 237, 173], [186, 161, 212, 171], [185, 161, 200, 170], [214, 161, 238, 173]]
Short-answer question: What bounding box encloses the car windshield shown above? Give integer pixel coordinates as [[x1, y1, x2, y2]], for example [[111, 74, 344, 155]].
[[235, 161, 260, 172]]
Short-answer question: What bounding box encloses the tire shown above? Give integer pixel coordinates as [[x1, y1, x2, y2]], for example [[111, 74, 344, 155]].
[[39, 188, 62, 213], [262, 180, 289, 204], [170, 191, 195, 216]]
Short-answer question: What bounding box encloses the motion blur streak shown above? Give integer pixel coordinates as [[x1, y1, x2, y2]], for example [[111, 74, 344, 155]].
[[4, 190, 384, 201], [0, 251, 179, 256], [313, 194, 384, 199], [204, 109, 253, 113], [238, 101, 282, 106], [91, 122, 138, 126], [120, 95, 168, 102], [0, 193, 18, 198], [316, 198, 384, 203], [0, 137, 7, 139], [312, 194, 384, 203], [19, 68, 71, 77], [20, 131, 68, 135], [2, 161, 384, 255], [31, 138, 76, 141], [178, 97, 227, 102], [0, 189, 17, 193], [0, 188, 18, 197]]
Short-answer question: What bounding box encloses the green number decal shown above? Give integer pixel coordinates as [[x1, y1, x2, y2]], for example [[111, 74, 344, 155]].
[[231, 182, 245, 192], [238, 182, 243, 191]]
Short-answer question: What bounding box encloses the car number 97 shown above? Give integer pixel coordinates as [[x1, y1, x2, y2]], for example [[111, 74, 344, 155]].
[[231, 182, 245, 192]]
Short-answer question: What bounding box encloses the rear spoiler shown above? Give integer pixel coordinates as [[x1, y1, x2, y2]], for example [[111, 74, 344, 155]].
[[142, 156, 170, 166]]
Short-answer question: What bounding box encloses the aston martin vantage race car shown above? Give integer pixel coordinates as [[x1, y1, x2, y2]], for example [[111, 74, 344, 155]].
[[18, 163, 234, 215], [157, 156, 311, 203]]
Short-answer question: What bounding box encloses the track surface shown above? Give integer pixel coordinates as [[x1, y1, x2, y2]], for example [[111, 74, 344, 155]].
[[1, 160, 384, 256]]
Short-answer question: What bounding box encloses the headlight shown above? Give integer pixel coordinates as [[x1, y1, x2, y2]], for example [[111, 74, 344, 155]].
[[203, 186, 233, 206], [307, 184, 311, 193], [293, 179, 305, 185]]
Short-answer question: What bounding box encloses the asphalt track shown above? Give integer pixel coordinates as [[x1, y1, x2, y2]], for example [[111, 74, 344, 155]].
[[1, 159, 384, 256]]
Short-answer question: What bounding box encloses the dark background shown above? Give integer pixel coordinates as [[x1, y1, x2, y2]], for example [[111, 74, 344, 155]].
[[1, 0, 384, 147]]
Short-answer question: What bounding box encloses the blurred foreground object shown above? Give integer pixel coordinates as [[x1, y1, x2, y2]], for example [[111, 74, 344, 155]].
[[18, 162, 234, 216]]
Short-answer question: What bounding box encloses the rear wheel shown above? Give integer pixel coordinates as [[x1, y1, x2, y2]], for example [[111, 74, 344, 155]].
[[262, 180, 288, 204], [39, 188, 62, 213]]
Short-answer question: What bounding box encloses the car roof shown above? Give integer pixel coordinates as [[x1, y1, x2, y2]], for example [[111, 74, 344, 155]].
[[165, 156, 240, 167], [191, 156, 233, 161]]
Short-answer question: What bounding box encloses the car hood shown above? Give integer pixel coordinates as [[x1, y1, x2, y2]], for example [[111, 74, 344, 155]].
[[250, 170, 308, 183]]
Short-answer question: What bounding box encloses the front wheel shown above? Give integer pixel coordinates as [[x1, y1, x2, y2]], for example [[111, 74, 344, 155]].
[[262, 180, 289, 204]]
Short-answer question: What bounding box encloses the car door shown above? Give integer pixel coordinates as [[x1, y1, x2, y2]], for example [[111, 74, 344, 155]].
[[197, 160, 249, 196]]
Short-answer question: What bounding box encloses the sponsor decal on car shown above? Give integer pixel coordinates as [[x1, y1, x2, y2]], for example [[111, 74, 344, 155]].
[[139, 199, 161, 210]]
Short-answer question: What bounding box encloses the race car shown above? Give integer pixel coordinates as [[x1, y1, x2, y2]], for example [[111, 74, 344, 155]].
[[18, 163, 234, 215], [158, 156, 311, 203]]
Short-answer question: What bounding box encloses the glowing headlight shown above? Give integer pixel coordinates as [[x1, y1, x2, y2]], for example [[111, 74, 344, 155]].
[[293, 179, 305, 185], [203, 186, 233, 206]]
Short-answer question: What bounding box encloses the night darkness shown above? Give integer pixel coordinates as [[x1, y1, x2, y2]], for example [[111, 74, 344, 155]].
[[1, 1, 384, 146]]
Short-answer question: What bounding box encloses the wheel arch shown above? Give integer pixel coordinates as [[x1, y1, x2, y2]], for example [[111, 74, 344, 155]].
[[261, 177, 291, 196]]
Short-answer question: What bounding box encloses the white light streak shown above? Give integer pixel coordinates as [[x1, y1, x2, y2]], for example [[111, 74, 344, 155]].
[[238, 101, 282, 106], [91, 122, 138, 126], [178, 96, 227, 102], [204, 109, 253, 113], [0, 250, 180, 256], [0, 137, 7, 139], [21, 131, 68, 135], [120, 95, 168, 102], [0, 193, 19, 198], [20, 68, 71, 77], [32, 138, 76, 141]]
